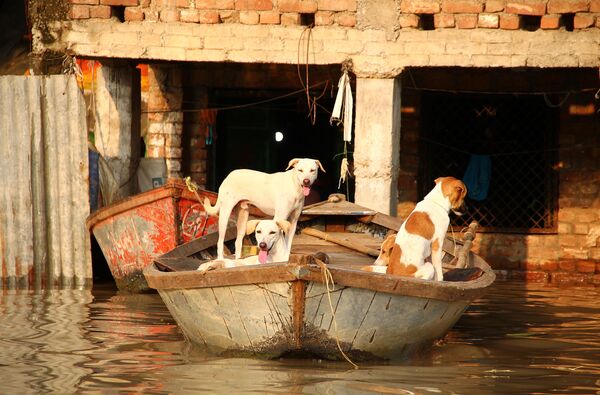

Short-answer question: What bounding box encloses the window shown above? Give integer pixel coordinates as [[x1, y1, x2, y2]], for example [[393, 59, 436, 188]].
[[420, 92, 558, 233]]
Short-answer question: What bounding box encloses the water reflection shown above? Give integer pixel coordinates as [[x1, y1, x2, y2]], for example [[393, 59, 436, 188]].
[[1, 282, 600, 394]]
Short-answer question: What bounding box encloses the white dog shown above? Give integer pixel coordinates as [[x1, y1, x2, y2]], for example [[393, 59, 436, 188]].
[[203, 158, 325, 260], [363, 177, 467, 281], [197, 219, 290, 273]]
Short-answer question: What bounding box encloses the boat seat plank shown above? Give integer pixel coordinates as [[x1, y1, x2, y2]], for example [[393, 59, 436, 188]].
[[156, 257, 203, 272]]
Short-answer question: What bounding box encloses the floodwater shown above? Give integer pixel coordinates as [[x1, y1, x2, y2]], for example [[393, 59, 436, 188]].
[[2, 281, 600, 395]]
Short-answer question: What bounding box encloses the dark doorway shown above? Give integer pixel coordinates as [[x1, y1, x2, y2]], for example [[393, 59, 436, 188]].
[[210, 90, 345, 203]]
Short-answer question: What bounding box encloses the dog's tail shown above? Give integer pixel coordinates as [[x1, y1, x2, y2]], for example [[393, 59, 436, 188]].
[[203, 197, 220, 216]]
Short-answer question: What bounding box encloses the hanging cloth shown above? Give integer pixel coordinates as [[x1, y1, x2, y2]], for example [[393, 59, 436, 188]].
[[330, 70, 353, 142], [462, 154, 492, 201], [199, 109, 218, 145]]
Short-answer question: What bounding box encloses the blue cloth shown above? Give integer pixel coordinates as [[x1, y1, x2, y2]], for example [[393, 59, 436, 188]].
[[463, 154, 491, 201]]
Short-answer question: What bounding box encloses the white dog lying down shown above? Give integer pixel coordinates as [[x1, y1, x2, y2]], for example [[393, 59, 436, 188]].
[[203, 158, 325, 260], [362, 177, 467, 281], [197, 219, 290, 273]]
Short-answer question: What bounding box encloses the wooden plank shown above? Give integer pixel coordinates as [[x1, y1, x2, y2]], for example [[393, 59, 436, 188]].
[[161, 225, 237, 258], [292, 281, 306, 349], [301, 228, 380, 257]]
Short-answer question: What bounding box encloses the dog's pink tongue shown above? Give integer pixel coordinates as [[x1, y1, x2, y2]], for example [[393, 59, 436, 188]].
[[258, 249, 268, 264], [302, 185, 311, 196]]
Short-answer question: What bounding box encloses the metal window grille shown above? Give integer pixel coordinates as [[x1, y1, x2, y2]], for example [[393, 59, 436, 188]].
[[420, 92, 558, 233]]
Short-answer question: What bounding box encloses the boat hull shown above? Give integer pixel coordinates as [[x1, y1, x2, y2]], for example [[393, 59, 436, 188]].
[[87, 179, 219, 292], [156, 280, 469, 360]]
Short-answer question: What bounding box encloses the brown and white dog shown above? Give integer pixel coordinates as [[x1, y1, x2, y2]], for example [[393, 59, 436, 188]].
[[203, 158, 325, 260], [197, 219, 290, 273], [364, 177, 467, 281]]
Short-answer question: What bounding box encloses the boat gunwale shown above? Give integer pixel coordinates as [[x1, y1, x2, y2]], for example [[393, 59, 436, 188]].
[[85, 179, 214, 230], [144, 253, 495, 302]]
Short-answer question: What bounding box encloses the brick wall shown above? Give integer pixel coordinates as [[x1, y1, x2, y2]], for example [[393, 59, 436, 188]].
[[145, 64, 183, 178], [68, 0, 358, 26], [398, 89, 600, 286], [67, 0, 600, 31]]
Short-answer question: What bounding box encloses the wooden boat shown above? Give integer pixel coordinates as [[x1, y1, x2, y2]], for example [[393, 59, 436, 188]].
[[143, 196, 495, 361], [86, 178, 221, 292]]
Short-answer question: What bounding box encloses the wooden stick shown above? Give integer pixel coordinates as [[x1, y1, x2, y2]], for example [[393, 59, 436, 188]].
[[456, 221, 479, 268], [300, 227, 380, 257]]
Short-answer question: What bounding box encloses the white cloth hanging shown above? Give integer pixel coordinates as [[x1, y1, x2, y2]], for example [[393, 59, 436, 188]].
[[330, 70, 353, 142]]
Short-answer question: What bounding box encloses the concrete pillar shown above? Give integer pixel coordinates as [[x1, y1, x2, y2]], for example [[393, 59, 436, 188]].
[[94, 62, 141, 203], [353, 77, 401, 216]]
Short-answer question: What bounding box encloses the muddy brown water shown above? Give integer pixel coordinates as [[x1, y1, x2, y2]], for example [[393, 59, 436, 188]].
[[1, 281, 599, 394]]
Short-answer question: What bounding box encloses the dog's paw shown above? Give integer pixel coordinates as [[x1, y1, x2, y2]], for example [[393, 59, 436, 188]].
[[197, 263, 215, 274]]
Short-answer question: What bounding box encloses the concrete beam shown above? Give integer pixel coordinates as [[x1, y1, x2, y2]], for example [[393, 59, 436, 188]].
[[354, 77, 401, 216]]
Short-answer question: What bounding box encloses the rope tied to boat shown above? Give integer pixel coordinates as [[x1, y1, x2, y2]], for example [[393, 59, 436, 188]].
[[314, 259, 359, 369]]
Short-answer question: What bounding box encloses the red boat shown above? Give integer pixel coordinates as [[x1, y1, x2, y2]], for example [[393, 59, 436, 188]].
[[86, 179, 220, 292]]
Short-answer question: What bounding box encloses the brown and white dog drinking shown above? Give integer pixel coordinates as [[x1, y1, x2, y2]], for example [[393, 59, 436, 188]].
[[364, 177, 467, 281]]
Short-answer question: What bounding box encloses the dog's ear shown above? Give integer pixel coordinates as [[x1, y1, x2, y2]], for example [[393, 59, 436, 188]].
[[286, 158, 300, 170], [315, 160, 326, 173], [276, 220, 292, 235], [434, 177, 443, 184], [246, 220, 260, 235]]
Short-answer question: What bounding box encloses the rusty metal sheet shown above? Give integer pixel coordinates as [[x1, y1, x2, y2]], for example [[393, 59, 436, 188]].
[[0, 75, 91, 289]]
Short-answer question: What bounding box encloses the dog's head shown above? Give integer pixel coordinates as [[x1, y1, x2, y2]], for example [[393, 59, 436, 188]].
[[435, 176, 468, 215], [286, 158, 326, 197], [246, 219, 291, 263], [373, 232, 398, 267]]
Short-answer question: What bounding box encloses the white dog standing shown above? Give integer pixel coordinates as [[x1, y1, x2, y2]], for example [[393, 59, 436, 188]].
[[197, 219, 290, 273], [203, 158, 325, 260]]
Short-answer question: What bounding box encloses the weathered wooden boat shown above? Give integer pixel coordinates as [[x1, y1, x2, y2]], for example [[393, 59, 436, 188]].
[[86, 178, 221, 292], [144, 196, 495, 361]]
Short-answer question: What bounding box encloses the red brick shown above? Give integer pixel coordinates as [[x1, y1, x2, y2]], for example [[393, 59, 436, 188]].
[[441, 0, 484, 13], [176, 0, 192, 7], [574, 13, 595, 28], [399, 14, 420, 27], [318, 0, 357, 12], [240, 10, 260, 23], [539, 260, 559, 271], [455, 13, 478, 28], [337, 13, 356, 26], [160, 8, 180, 21], [199, 10, 220, 22], [89, 5, 111, 17], [505, 1, 546, 15], [70, 5, 90, 18], [591, 274, 600, 285], [180, 8, 199, 22], [400, 0, 441, 14], [551, 272, 590, 286], [281, 12, 301, 24], [279, 0, 318, 13], [100, 0, 139, 5], [259, 11, 280, 23], [540, 14, 560, 28], [144, 8, 160, 20], [434, 12, 455, 27], [486, 0, 506, 12], [558, 260, 577, 271], [478, 13, 499, 27], [315, 10, 334, 24], [140, 0, 150, 6], [195, 0, 234, 8], [547, 0, 589, 13], [125, 6, 144, 20], [525, 271, 550, 282], [235, 0, 273, 11], [577, 260, 596, 273], [592, 0, 600, 11], [71, 0, 99, 4]]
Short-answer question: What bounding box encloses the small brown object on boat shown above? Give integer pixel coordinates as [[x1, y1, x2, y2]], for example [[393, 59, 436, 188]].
[[313, 251, 330, 264]]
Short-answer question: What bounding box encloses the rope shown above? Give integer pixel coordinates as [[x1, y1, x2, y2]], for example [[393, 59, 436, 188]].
[[314, 259, 359, 369], [184, 176, 204, 204]]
